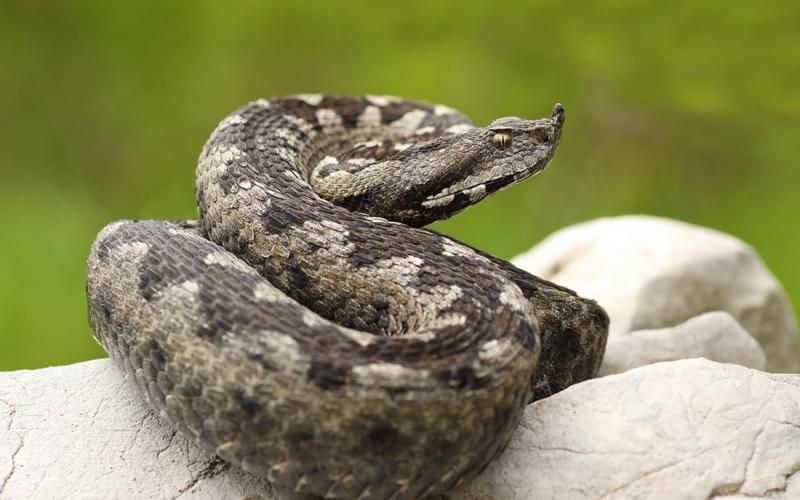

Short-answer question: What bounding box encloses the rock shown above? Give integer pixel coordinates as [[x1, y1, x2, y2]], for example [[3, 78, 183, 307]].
[[4, 358, 800, 499], [448, 358, 800, 500], [0, 360, 312, 500], [512, 215, 799, 373], [597, 311, 767, 377]]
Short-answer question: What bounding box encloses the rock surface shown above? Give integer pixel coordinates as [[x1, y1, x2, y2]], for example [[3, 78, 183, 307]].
[[3, 358, 800, 500], [0, 360, 307, 500], [598, 311, 767, 377], [449, 358, 800, 500], [512, 215, 800, 373]]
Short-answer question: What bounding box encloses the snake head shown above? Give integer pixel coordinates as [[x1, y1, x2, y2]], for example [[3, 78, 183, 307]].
[[408, 103, 565, 225], [318, 103, 565, 227]]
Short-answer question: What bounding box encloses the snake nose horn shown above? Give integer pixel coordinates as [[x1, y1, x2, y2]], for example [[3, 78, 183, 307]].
[[551, 103, 565, 143]]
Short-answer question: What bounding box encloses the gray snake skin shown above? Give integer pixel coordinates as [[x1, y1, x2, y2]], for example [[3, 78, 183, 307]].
[[86, 95, 609, 500]]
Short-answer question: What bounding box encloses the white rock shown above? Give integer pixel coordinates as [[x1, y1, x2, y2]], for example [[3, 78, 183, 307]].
[[598, 311, 767, 376], [512, 215, 799, 373], [0, 360, 310, 500], [449, 358, 800, 500], [4, 359, 800, 500]]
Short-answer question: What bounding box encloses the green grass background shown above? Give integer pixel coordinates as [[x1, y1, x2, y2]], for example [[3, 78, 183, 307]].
[[1, 1, 798, 370]]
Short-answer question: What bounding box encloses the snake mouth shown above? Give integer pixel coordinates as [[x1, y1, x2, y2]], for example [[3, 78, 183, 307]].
[[421, 175, 520, 209], [422, 185, 484, 209], [422, 144, 554, 210]]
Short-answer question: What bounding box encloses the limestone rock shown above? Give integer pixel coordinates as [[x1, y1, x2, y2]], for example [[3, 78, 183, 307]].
[[4, 358, 800, 499], [512, 215, 799, 372], [597, 311, 767, 377], [0, 360, 311, 500], [448, 358, 800, 500]]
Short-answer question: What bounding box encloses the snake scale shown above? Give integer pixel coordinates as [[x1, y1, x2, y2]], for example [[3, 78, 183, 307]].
[[86, 95, 609, 500]]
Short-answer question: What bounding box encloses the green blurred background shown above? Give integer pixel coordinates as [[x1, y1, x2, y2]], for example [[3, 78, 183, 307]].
[[1, 1, 798, 371]]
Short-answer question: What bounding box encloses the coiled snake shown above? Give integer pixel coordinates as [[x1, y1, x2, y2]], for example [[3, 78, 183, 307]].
[[86, 95, 608, 500]]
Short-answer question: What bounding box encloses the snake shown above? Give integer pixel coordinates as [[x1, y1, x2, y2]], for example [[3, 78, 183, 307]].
[[86, 95, 608, 500]]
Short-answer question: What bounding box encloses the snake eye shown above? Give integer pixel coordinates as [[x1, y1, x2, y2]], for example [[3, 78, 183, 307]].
[[492, 132, 512, 151]]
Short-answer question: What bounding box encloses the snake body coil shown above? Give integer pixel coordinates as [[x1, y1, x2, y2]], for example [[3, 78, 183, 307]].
[[87, 95, 608, 499]]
